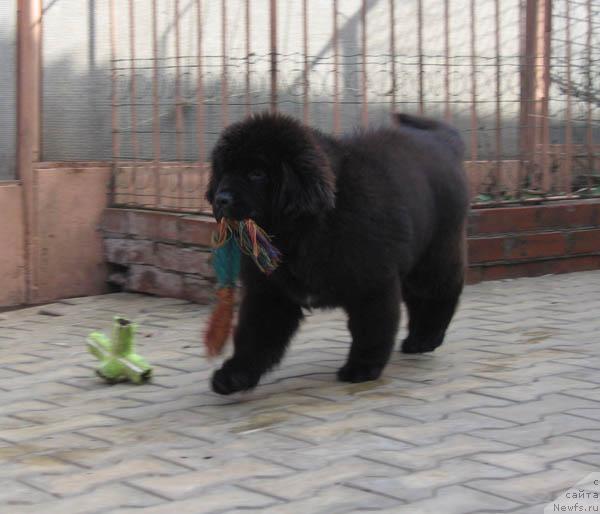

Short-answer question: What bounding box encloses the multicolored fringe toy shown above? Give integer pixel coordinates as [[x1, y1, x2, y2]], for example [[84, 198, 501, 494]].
[[204, 219, 282, 357]]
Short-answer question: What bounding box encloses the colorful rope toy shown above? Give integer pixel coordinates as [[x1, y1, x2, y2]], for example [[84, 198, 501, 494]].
[[204, 219, 282, 357], [87, 317, 153, 384]]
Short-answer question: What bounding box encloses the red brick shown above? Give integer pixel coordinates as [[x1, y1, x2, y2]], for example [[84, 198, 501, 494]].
[[155, 244, 213, 276], [469, 206, 538, 235], [547, 255, 600, 275], [129, 210, 179, 241], [101, 209, 129, 235], [505, 232, 567, 260], [537, 201, 600, 229], [467, 237, 505, 264], [127, 265, 184, 299], [179, 216, 216, 247], [182, 275, 214, 304], [568, 229, 600, 255], [104, 239, 130, 265], [128, 240, 155, 264], [470, 255, 600, 283], [466, 267, 483, 284], [104, 239, 155, 265]]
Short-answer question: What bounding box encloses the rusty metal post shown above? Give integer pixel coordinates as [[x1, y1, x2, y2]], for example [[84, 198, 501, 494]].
[[564, 0, 572, 193], [174, 0, 183, 161], [361, 0, 368, 127], [269, 0, 277, 113], [494, 0, 502, 182], [539, 0, 552, 193], [221, 0, 228, 126], [128, 0, 138, 161], [17, 0, 42, 303], [470, 0, 478, 161], [196, 0, 205, 164], [417, 0, 424, 114], [586, 0, 594, 176], [109, 0, 119, 167], [302, 0, 309, 124], [520, 0, 538, 190], [444, 0, 451, 121], [333, 0, 340, 133], [245, 0, 251, 117], [151, 0, 161, 207], [389, 0, 396, 111]]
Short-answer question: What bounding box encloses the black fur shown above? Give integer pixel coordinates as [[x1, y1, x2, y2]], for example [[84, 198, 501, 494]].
[[208, 111, 469, 395]]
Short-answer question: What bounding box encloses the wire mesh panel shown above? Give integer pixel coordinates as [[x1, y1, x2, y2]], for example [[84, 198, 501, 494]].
[[103, 0, 599, 212], [549, 0, 600, 196], [0, 0, 17, 180]]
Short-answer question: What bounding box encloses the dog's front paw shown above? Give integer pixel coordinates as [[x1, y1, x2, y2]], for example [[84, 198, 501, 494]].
[[337, 362, 383, 383], [211, 364, 260, 395]]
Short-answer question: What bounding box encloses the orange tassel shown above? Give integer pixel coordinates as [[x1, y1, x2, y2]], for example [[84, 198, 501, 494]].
[[204, 287, 235, 357]]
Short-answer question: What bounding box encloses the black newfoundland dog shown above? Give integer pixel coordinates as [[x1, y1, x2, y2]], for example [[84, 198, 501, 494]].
[[207, 112, 469, 395]]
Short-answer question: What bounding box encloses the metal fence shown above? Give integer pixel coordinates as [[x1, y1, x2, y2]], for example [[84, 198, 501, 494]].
[[107, 0, 600, 213]]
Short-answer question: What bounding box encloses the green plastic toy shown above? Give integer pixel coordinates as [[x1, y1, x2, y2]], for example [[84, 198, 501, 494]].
[[87, 317, 152, 384]]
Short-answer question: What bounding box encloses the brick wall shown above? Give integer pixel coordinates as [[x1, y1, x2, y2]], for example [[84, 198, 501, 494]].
[[102, 209, 217, 304], [102, 200, 600, 302], [467, 200, 600, 283]]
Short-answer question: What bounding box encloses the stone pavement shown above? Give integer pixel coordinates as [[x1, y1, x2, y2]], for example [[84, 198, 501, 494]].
[[1, 271, 599, 514]]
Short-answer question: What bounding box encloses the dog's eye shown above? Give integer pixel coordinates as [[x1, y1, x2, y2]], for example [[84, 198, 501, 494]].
[[248, 169, 266, 182]]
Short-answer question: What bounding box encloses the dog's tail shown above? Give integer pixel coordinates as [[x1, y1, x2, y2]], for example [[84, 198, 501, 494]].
[[391, 112, 465, 159]]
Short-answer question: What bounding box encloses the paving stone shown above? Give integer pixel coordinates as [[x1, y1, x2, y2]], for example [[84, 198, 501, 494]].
[[346, 484, 522, 514], [131, 457, 292, 499], [0, 271, 599, 513], [25, 456, 187, 496], [365, 433, 517, 471], [246, 457, 398, 500], [110, 485, 278, 514], [10, 483, 164, 514], [348, 458, 517, 501], [469, 461, 597, 506]]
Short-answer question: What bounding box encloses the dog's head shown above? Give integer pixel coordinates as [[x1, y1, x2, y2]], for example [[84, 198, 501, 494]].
[[207, 112, 336, 228]]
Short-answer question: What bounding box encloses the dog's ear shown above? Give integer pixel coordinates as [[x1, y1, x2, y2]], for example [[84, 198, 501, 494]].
[[276, 150, 336, 218]]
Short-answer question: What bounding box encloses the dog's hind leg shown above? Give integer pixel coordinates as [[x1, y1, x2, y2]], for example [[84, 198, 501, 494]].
[[338, 280, 400, 383], [400, 280, 463, 354], [400, 235, 465, 354]]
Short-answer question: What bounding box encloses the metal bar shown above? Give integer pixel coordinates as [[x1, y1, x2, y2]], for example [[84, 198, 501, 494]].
[[586, 0, 594, 177], [128, 0, 138, 160], [417, 0, 424, 114], [494, 0, 502, 189], [221, 0, 228, 126], [333, 0, 340, 133], [470, 0, 478, 161], [564, 0, 573, 193], [269, 0, 277, 113], [151, 0, 161, 207], [444, 0, 451, 121], [540, 0, 551, 193], [174, 0, 184, 161], [389, 0, 396, 111], [303, 0, 309, 124], [109, 0, 119, 162], [17, 0, 42, 303], [196, 0, 205, 164], [522, 0, 538, 190], [361, 0, 368, 127], [245, 0, 251, 117]]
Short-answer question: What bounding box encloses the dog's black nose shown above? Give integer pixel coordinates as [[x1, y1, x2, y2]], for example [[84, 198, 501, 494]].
[[214, 191, 233, 210]]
